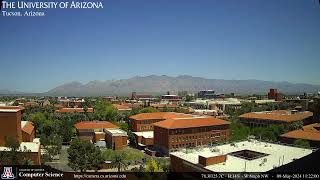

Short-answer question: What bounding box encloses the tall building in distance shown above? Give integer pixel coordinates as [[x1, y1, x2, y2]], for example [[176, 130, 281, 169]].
[[198, 90, 215, 99], [268, 88, 282, 101]]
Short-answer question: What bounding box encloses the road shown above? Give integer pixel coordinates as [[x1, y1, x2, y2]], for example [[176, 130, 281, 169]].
[[45, 145, 73, 172]]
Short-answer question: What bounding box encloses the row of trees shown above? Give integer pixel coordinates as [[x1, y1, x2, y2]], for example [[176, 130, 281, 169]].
[[0, 137, 34, 165], [230, 120, 310, 148], [67, 138, 168, 172], [226, 101, 312, 147]]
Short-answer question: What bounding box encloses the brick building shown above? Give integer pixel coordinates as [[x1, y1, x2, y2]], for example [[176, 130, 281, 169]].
[[281, 123, 320, 147], [0, 106, 41, 165], [74, 121, 127, 149], [0, 106, 23, 145], [129, 112, 193, 132], [55, 108, 94, 113], [75, 121, 118, 142], [21, 121, 36, 142], [160, 95, 182, 104], [105, 129, 128, 150], [153, 116, 230, 155], [112, 103, 132, 112], [268, 88, 282, 101], [132, 131, 154, 148], [239, 110, 313, 128], [131, 92, 154, 101]]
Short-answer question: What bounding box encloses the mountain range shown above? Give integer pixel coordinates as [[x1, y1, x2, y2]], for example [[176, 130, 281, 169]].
[[41, 75, 320, 96]]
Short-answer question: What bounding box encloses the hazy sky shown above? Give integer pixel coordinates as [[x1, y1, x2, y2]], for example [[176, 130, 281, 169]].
[[0, 0, 320, 92]]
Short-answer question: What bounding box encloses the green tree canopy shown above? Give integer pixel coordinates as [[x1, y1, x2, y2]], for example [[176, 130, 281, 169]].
[[293, 139, 310, 148], [139, 107, 159, 113], [67, 138, 104, 172], [145, 158, 164, 172], [111, 151, 128, 172], [94, 99, 118, 121]]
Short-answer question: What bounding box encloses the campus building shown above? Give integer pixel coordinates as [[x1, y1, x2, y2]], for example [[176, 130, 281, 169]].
[[55, 107, 94, 113], [239, 110, 313, 128], [150, 104, 177, 111], [129, 112, 193, 132], [281, 123, 320, 147], [112, 103, 132, 112], [160, 95, 182, 104], [131, 92, 154, 101], [268, 89, 282, 101], [198, 90, 215, 99], [170, 140, 314, 172], [0, 106, 41, 165], [129, 112, 194, 147], [105, 129, 128, 150], [153, 116, 230, 155], [74, 121, 127, 150]]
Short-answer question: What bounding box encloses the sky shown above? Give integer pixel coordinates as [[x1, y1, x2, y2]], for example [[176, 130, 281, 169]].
[[0, 0, 320, 92]]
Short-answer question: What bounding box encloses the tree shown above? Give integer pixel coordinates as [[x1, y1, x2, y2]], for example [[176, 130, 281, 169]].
[[30, 112, 47, 134], [0, 137, 33, 165], [111, 152, 128, 172], [230, 121, 250, 142], [185, 95, 193, 102], [67, 138, 104, 172], [57, 117, 75, 142], [139, 107, 159, 113], [293, 139, 310, 148], [4, 137, 21, 165], [41, 133, 62, 162], [145, 158, 164, 172], [128, 130, 137, 147], [94, 99, 118, 121], [289, 121, 303, 131]]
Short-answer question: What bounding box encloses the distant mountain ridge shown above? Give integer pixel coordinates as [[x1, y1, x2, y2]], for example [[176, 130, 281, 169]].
[[0, 89, 25, 95], [44, 75, 320, 96]]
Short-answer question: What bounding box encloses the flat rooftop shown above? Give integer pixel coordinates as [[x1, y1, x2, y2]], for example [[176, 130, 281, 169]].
[[281, 123, 320, 141], [170, 140, 313, 172], [240, 110, 313, 123], [0, 106, 24, 112], [105, 129, 127, 136], [0, 142, 40, 153], [133, 131, 154, 138]]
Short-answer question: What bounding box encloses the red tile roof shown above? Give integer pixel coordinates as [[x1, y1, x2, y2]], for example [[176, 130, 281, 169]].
[[75, 121, 118, 130], [150, 104, 177, 108], [112, 104, 132, 110], [24, 102, 39, 107], [239, 110, 313, 123], [55, 108, 94, 113], [153, 116, 230, 129], [281, 123, 320, 141], [54, 104, 64, 109], [22, 121, 34, 135], [129, 112, 193, 121], [0, 106, 25, 110]]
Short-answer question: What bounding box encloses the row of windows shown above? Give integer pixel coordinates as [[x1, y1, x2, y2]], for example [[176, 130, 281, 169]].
[[169, 126, 226, 135], [139, 125, 153, 131], [170, 133, 226, 143], [171, 140, 220, 149], [137, 119, 161, 124]]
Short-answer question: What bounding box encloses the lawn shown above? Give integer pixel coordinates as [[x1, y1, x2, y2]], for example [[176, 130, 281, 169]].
[[102, 147, 145, 162]]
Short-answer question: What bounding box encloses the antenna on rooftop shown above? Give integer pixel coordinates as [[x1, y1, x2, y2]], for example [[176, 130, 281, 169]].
[[244, 161, 247, 172]]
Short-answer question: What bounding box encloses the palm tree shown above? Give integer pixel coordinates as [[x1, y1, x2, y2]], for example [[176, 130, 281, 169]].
[[111, 152, 128, 172]]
